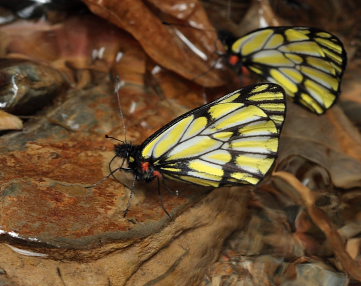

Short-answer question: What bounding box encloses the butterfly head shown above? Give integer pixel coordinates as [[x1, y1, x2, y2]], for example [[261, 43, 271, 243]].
[[114, 143, 138, 161], [218, 30, 237, 53], [114, 143, 160, 182], [218, 30, 243, 71]]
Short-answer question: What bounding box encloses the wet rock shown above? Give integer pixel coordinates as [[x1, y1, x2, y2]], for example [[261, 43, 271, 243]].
[[0, 186, 248, 285], [0, 83, 199, 250], [0, 267, 17, 286], [0, 81, 250, 285], [0, 59, 66, 114]]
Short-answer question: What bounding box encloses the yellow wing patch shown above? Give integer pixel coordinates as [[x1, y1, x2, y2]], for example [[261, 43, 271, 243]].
[[232, 29, 273, 56], [236, 154, 274, 175], [182, 116, 208, 139], [208, 105, 266, 132], [189, 160, 224, 177], [253, 50, 294, 66], [166, 136, 222, 161], [142, 115, 193, 158], [269, 69, 298, 93], [209, 103, 243, 119]]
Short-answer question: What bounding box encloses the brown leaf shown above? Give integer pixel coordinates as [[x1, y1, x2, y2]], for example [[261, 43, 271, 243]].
[[236, 0, 285, 33], [147, 0, 198, 19], [205, 0, 286, 38], [0, 16, 140, 87], [83, 0, 226, 87], [340, 60, 361, 128], [278, 102, 361, 189]]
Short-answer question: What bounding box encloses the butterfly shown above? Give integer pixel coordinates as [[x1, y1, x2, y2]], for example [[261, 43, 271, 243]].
[[219, 26, 347, 114], [112, 83, 286, 191]]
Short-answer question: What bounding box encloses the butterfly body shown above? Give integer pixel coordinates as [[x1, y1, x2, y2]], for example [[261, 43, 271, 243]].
[[219, 26, 347, 114], [113, 83, 286, 188], [115, 144, 162, 183]]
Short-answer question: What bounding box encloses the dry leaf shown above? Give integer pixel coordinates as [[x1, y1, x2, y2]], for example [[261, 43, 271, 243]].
[[83, 0, 226, 87], [279, 102, 361, 189], [340, 60, 361, 128], [0, 16, 137, 87]]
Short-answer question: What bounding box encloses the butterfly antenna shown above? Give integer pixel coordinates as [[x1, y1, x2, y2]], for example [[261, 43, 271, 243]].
[[107, 156, 134, 190], [157, 177, 171, 218], [162, 20, 222, 54], [162, 178, 179, 196], [109, 155, 124, 182], [191, 57, 223, 82], [123, 177, 137, 217], [114, 75, 128, 143], [105, 134, 125, 143]]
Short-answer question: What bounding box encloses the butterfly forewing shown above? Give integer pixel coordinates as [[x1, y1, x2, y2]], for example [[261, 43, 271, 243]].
[[217, 83, 286, 130], [231, 27, 347, 114], [140, 83, 286, 187]]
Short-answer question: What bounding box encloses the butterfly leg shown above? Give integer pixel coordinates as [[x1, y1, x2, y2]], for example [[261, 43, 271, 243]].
[[123, 177, 137, 217], [191, 56, 223, 82], [85, 165, 128, 189], [109, 156, 134, 189], [162, 178, 179, 197], [157, 177, 172, 219], [123, 190, 134, 218]]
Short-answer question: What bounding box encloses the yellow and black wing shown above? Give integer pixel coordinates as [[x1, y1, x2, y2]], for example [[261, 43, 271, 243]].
[[140, 83, 286, 187], [230, 26, 347, 114]]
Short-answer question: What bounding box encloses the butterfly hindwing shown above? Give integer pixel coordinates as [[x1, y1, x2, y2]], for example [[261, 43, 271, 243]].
[[230, 26, 347, 114], [140, 83, 286, 187]]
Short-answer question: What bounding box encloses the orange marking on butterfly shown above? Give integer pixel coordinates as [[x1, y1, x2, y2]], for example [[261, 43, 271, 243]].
[[229, 55, 240, 65], [241, 66, 251, 76], [142, 162, 150, 172], [153, 170, 162, 178]]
